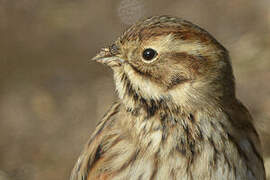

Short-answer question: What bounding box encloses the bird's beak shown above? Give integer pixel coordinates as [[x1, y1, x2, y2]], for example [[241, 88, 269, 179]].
[[92, 47, 124, 67]]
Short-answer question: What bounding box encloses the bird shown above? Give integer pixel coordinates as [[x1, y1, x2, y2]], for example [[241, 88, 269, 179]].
[[70, 15, 266, 180]]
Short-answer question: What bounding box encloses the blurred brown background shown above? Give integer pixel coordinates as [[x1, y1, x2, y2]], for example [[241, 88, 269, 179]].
[[0, 0, 270, 179]]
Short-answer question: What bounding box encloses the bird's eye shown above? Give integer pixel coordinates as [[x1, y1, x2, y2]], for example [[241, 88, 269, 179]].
[[142, 48, 158, 61]]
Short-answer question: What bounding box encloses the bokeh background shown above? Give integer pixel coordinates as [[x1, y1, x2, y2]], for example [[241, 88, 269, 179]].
[[0, 0, 270, 179]]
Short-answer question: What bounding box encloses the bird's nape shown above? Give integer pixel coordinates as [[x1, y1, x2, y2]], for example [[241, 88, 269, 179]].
[[71, 15, 266, 180]]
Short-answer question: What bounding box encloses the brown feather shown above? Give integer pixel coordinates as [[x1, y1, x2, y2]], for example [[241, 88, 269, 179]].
[[71, 16, 265, 180]]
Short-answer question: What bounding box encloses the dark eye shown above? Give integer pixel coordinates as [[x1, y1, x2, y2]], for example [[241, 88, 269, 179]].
[[142, 48, 158, 61]]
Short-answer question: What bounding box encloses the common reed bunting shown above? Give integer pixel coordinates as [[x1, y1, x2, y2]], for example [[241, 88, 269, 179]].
[[71, 16, 266, 180]]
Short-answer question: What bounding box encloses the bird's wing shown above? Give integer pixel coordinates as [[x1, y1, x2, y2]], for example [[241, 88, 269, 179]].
[[227, 100, 266, 179], [70, 102, 121, 180]]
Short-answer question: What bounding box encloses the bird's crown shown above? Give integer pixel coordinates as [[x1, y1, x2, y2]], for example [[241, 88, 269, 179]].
[[93, 15, 235, 112]]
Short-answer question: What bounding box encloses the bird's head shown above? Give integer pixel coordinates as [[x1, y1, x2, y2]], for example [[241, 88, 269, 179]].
[[93, 16, 235, 112]]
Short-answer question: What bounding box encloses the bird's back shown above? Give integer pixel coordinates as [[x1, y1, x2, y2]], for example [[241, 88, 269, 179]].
[[71, 15, 265, 180]]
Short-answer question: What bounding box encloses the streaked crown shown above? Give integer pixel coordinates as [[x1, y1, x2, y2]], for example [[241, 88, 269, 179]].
[[93, 15, 235, 111]]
